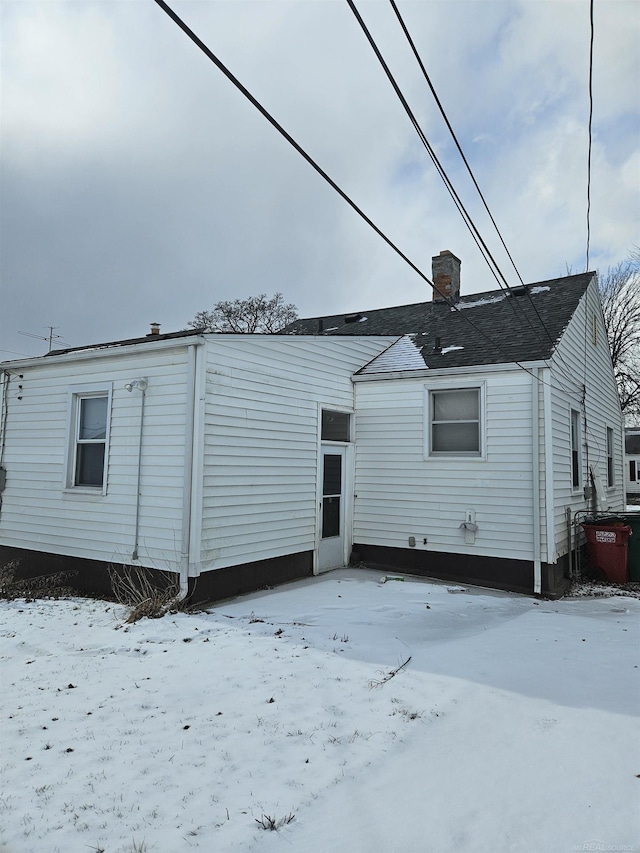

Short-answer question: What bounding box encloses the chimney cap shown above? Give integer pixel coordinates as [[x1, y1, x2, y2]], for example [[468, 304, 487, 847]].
[[148, 322, 161, 336], [433, 249, 462, 262]]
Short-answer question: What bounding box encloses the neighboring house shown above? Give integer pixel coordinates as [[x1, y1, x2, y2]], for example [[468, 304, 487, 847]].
[[625, 428, 640, 500], [0, 251, 625, 601]]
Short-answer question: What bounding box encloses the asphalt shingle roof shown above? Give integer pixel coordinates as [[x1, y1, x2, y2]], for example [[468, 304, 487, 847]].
[[285, 272, 595, 369]]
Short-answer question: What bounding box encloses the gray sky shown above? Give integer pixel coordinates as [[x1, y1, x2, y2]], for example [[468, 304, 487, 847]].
[[2, 0, 639, 358]]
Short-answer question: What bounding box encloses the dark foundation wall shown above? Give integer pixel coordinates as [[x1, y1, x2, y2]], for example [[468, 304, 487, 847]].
[[1, 546, 114, 597], [189, 552, 313, 604], [0, 545, 314, 605], [352, 544, 570, 599]]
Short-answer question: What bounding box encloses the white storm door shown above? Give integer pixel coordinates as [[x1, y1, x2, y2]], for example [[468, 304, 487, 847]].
[[317, 446, 346, 572]]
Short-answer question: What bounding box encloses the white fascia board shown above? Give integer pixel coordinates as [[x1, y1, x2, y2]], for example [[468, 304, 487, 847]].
[[352, 359, 550, 382], [0, 336, 207, 371]]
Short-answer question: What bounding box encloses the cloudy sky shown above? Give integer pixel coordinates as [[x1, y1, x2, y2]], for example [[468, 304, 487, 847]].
[[1, 0, 638, 358]]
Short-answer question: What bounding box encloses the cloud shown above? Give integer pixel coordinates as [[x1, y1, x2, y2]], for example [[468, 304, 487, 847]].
[[1, 0, 638, 357]]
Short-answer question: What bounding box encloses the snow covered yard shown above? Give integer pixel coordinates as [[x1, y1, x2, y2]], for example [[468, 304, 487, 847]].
[[1, 569, 638, 853]]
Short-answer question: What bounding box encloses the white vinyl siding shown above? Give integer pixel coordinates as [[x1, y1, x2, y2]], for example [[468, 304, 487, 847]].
[[0, 347, 191, 570], [198, 336, 394, 572], [548, 277, 624, 555], [354, 372, 534, 562]]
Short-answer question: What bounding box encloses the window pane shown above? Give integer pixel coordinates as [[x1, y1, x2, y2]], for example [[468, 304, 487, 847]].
[[432, 422, 479, 453], [321, 410, 350, 441], [433, 390, 478, 422], [323, 454, 342, 496], [607, 428, 614, 486], [76, 443, 105, 486], [79, 397, 108, 440], [322, 496, 340, 538], [630, 461, 636, 482], [571, 411, 580, 487]]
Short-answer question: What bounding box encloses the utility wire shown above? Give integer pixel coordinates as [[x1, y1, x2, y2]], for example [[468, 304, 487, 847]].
[[152, 0, 581, 390], [384, 0, 578, 370], [346, 0, 577, 370], [346, 0, 513, 297], [388, 0, 525, 287], [586, 0, 594, 272]]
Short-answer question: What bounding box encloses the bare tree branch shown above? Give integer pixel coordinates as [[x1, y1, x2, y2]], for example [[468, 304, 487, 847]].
[[598, 249, 640, 423], [188, 293, 298, 334]]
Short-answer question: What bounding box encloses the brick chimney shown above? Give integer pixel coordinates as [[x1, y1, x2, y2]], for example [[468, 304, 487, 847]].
[[432, 250, 461, 303]]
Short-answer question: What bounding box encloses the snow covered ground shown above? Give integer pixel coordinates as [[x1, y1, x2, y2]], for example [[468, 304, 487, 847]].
[[1, 568, 639, 853]]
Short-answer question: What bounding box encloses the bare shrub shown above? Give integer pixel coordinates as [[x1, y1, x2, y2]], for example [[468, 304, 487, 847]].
[[108, 563, 182, 623], [0, 560, 78, 600]]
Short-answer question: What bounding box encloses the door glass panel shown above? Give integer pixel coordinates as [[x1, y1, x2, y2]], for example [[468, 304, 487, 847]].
[[323, 454, 341, 496], [322, 453, 342, 539], [322, 496, 340, 538]]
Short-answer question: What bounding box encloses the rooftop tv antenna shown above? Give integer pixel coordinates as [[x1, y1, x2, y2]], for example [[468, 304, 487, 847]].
[[18, 326, 65, 353]]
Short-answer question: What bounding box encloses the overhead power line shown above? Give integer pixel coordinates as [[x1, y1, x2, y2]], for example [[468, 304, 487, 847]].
[[346, 0, 575, 363], [388, 0, 525, 288], [586, 0, 594, 272], [346, 0, 514, 296], [151, 0, 580, 388]]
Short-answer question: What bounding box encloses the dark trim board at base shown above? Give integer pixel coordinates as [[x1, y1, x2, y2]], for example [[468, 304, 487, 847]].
[[352, 544, 571, 599], [0, 546, 314, 605], [190, 553, 313, 604]]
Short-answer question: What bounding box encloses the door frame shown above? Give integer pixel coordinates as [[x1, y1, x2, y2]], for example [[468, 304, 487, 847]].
[[314, 405, 354, 575]]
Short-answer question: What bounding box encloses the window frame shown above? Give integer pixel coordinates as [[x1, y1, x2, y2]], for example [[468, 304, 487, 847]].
[[64, 382, 113, 494], [425, 383, 485, 459], [570, 408, 582, 491], [606, 427, 615, 488]]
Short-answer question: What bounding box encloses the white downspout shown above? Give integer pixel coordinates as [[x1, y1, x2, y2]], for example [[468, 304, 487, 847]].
[[179, 340, 204, 599], [532, 368, 542, 595], [543, 370, 555, 565], [131, 379, 148, 561]]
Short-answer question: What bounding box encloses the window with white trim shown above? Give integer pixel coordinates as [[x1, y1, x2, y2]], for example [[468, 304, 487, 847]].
[[606, 427, 614, 487], [570, 409, 581, 489], [429, 388, 481, 456], [66, 384, 112, 491]]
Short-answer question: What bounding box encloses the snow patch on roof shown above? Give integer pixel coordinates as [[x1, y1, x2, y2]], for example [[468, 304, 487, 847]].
[[530, 286, 551, 294], [358, 336, 426, 374], [455, 294, 506, 310], [359, 316, 368, 322], [441, 345, 464, 354]]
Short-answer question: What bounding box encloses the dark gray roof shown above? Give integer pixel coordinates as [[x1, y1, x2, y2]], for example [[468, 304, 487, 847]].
[[44, 327, 205, 357], [285, 272, 595, 369]]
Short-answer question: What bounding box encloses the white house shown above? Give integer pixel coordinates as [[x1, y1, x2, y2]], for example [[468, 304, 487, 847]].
[[625, 428, 640, 500], [287, 252, 625, 596], [0, 253, 625, 600]]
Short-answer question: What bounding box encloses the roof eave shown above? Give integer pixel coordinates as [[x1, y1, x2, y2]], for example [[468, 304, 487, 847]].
[[353, 359, 550, 382]]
